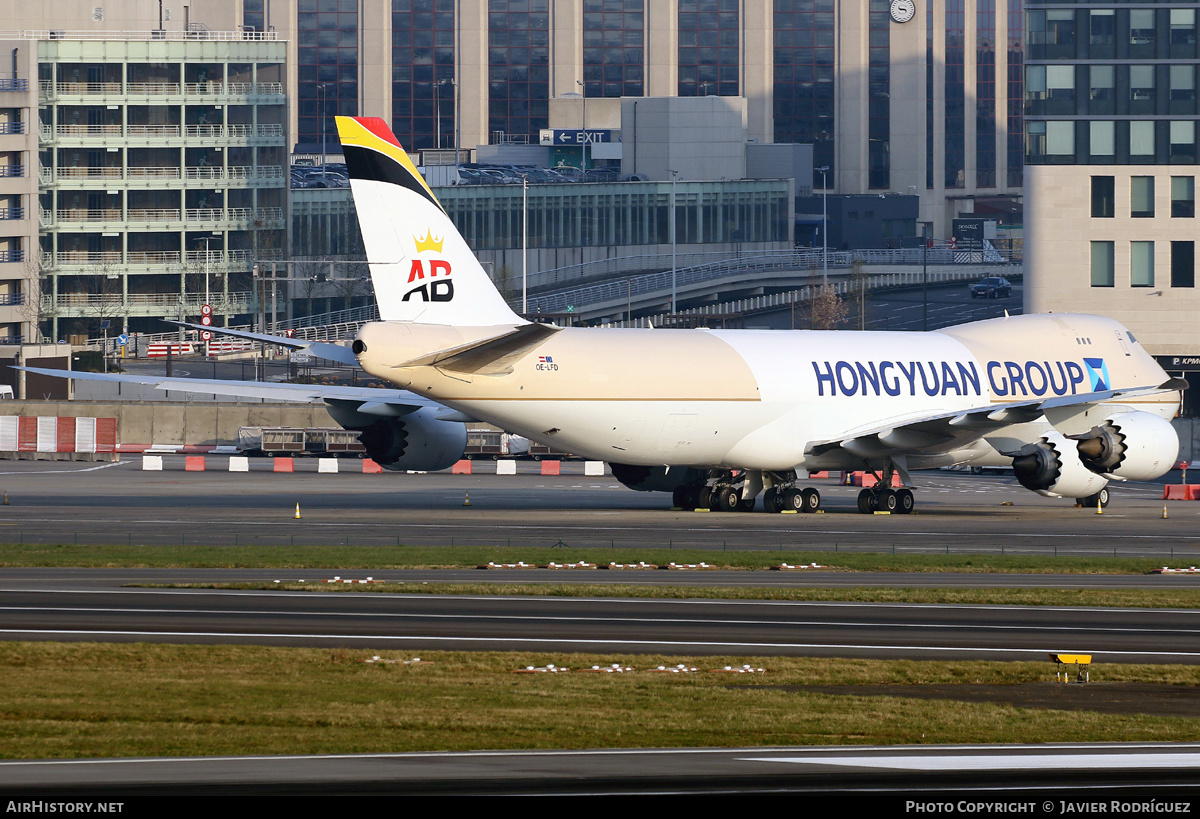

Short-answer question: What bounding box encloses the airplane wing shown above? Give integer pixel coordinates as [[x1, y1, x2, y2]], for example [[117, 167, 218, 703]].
[[14, 366, 471, 420], [168, 321, 359, 367], [804, 378, 1187, 462]]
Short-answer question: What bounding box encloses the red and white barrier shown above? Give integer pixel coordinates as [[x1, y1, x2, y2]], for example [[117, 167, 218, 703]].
[[146, 343, 198, 358], [0, 416, 117, 453]]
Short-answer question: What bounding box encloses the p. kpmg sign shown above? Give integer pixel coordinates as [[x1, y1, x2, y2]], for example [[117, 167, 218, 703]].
[[1156, 355, 1200, 372]]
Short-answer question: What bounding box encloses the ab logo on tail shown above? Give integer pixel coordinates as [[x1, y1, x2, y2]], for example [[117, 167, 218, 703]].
[[404, 231, 454, 302]]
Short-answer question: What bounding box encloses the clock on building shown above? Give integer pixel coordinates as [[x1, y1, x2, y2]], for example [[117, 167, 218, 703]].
[[890, 0, 916, 24]]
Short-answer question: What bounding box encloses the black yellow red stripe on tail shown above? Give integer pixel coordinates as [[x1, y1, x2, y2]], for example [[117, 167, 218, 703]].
[[335, 116, 524, 327]]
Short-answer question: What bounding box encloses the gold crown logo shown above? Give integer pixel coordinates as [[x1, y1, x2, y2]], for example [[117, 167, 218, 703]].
[[414, 231, 444, 254]]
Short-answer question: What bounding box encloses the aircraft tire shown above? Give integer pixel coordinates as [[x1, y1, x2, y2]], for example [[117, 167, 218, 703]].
[[857, 488, 874, 514], [879, 489, 898, 513], [801, 487, 821, 513], [895, 488, 915, 514], [1084, 488, 1110, 509], [672, 485, 691, 509], [782, 488, 804, 512], [697, 487, 712, 510], [737, 497, 756, 512], [718, 486, 739, 512], [762, 487, 779, 513]]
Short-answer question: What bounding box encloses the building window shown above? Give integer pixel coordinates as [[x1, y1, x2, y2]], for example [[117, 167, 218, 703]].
[[1172, 241, 1195, 287], [1129, 65, 1155, 115], [1129, 121, 1155, 159], [582, 0, 644, 98], [1171, 120, 1196, 163], [1026, 120, 1046, 158], [1046, 120, 1074, 156], [1172, 177, 1195, 218], [1091, 241, 1114, 287], [1089, 9, 1115, 57], [1131, 241, 1155, 287], [1129, 10, 1157, 59], [1171, 9, 1198, 58], [1170, 65, 1196, 114], [1046, 65, 1075, 114], [1090, 121, 1114, 158], [1131, 176, 1155, 218], [1088, 65, 1114, 114], [774, 4, 836, 177], [678, 0, 739, 97], [1091, 176, 1114, 218]]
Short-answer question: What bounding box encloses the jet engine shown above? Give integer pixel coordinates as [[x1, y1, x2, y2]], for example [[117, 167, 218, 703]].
[[1070, 411, 1179, 481], [326, 405, 467, 472], [1011, 431, 1109, 499], [610, 463, 707, 493]]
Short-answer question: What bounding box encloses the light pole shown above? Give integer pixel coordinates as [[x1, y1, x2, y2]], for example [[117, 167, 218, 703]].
[[318, 82, 328, 182], [435, 78, 452, 150], [920, 220, 932, 332], [816, 166, 829, 285], [576, 79, 587, 170], [452, 76, 460, 166], [669, 169, 679, 314], [522, 177, 528, 316]]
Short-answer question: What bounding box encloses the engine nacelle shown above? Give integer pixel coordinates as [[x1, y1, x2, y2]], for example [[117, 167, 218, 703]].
[[1071, 411, 1179, 482], [1011, 431, 1109, 499], [610, 463, 707, 493], [326, 405, 467, 472]]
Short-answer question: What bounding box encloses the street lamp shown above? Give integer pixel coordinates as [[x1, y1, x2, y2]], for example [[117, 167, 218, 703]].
[[318, 82, 329, 183], [576, 79, 587, 170], [669, 169, 679, 314], [522, 176, 528, 316], [435, 78, 453, 150], [920, 220, 933, 332], [816, 166, 829, 285]]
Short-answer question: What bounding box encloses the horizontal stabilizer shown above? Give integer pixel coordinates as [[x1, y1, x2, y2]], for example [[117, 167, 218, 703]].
[[168, 321, 359, 367]]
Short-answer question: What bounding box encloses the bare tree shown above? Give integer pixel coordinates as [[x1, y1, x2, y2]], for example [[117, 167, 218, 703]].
[[808, 283, 847, 331], [847, 257, 868, 331], [16, 256, 44, 342]]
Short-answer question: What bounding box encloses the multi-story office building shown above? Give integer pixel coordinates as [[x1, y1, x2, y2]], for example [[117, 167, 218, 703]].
[[248, 0, 1020, 234], [1023, 1, 1200, 367], [3, 5, 286, 343]]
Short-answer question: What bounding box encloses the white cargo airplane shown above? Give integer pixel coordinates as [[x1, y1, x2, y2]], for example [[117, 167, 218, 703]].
[[334, 115, 1183, 514], [23, 116, 1184, 515]]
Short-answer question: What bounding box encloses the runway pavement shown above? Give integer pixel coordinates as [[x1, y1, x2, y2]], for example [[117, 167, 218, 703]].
[[0, 458, 1198, 557], [2, 743, 1200, 799], [1, 575, 1198, 662]]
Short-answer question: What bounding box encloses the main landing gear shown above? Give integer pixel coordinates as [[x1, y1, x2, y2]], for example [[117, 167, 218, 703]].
[[853, 463, 915, 514], [672, 470, 823, 514]]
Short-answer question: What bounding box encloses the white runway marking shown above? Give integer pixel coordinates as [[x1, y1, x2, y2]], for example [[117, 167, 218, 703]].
[[751, 752, 1200, 771], [2, 629, 1199, 659]]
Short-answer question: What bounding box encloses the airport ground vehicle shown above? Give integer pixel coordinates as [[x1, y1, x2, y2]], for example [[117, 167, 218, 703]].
[[237, 427, 365, 457]]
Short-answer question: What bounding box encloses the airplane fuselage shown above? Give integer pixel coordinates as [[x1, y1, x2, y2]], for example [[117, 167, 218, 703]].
[[354, 312, 1177, 472]]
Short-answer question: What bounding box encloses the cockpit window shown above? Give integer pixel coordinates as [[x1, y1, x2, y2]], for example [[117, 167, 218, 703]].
[[1127, 331, 1138, 344]]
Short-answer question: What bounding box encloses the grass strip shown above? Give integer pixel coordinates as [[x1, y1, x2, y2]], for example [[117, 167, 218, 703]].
[[2, 642, 1199, 759], [0, 543, 1186, 573], [156, 581, 1200, 610]]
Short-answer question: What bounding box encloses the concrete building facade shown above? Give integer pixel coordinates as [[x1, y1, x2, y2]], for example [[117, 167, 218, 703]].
[[1022, 1, 1200, 367], [3, 4, 287, 343], [238, 0, 1020, 236]]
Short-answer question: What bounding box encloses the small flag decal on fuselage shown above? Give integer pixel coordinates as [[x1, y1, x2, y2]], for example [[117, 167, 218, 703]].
[[539, 356, 553, 364]]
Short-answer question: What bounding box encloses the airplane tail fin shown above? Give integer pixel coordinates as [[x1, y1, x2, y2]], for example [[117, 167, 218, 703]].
[[335, 116, 524, 327]]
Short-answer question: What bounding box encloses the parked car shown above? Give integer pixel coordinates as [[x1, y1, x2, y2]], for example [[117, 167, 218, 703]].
[[970, 276, 1012, 299]]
